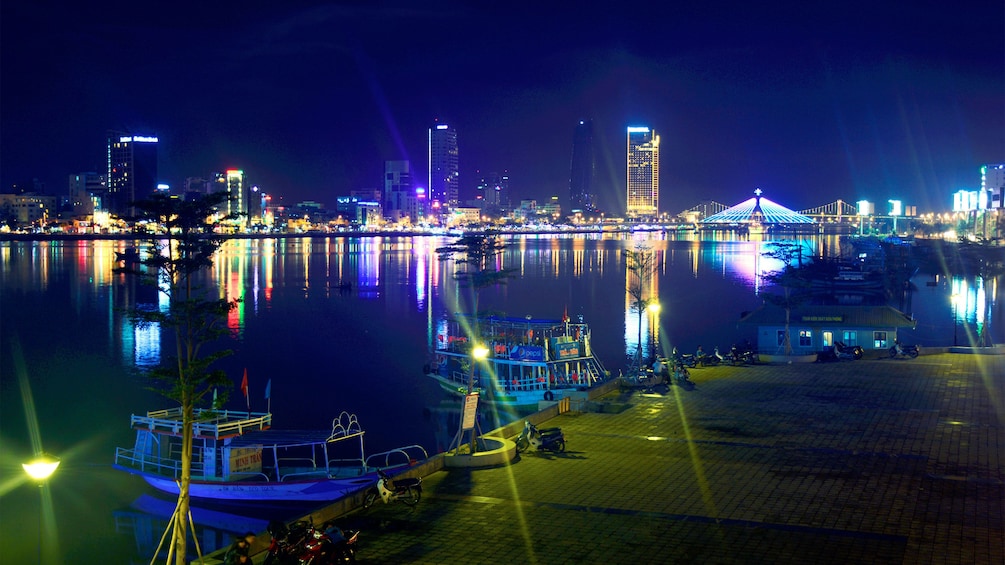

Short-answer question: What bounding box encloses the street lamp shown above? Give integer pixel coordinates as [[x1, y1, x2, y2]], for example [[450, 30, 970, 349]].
[[24, 453, 59, 564], [22, 453, 60, 483]]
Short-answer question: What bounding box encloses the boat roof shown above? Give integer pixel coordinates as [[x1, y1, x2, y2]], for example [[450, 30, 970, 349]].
[[454, 314, 575, 326], [228, 428, 363, 449]]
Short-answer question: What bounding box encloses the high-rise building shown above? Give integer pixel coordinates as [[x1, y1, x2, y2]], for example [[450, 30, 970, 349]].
[[475, 171, 509, 209], [68, 172, 106, 216], [570, 120, 596, 213], [982, 164, 1005, 209], [626, 126, 660, 218], [226, 169, 247, 221], [384, 160, 412, 221], [428, 123, 459, 209], [107, 132, 158, 216]]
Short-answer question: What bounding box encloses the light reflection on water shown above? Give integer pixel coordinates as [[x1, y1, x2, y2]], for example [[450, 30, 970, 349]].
[[0, 232, 1000, 562]]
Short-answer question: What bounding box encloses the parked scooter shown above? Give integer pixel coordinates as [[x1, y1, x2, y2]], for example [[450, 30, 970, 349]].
[[697, 346, 723, 367], [264, 520, 311, 565], [834, 341, 864, 360], [363, 469, 421, 508], [298, 520, 359, 564], [671, 347, 697, 368], [515, 420, 566, 453], [264, 519, 358, 565], [889, 341, 920, 359]]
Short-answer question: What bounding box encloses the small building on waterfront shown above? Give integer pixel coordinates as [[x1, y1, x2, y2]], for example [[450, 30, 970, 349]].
[[738, 303, 917, 355]]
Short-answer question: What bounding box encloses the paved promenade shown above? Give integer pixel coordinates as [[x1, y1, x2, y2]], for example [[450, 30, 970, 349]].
[[333, 353, 1003, 564]]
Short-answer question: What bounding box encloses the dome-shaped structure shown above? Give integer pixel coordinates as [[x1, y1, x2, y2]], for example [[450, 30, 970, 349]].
[[700, 188, 814, 227]]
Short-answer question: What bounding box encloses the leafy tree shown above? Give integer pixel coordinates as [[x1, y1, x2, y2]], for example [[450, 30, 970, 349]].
[[624, 244, 657, 370], [116, 192, 239, 564], [761, 242, 812, 355], [436, 232, 515, 451]]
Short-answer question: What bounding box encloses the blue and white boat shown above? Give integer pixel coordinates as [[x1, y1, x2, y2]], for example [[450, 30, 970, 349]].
[[425, 313, 611, 407], [114, 408, 426, 503]]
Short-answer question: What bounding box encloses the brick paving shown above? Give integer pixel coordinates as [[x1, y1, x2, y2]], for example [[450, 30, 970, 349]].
[[332, 353, 1004, 564]]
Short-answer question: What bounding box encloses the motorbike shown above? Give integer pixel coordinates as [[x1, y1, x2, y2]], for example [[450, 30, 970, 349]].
[[264, 519, 358, 565], [363, 468, 422, 508], [670, 359, 693, 386], [515, 420, 566, 453], [671, 347, 697, 368], [889, 341, 920, 359], [696, 347, 722, 367], [264, 520, 311, 565], [834, 341, 864, 360]]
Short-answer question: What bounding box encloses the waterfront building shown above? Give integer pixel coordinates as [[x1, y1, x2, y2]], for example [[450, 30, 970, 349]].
[[428, 123, 459, 210], [68, 172, 106, 217], [570, 120, 596, 213], [106, 132, 158, 216], [982, 164, 1004, 208], [226, 169, 247, 223], [738, 304, 916, 356], [626, 126, 659, 218], [384, 160, 412, 222]]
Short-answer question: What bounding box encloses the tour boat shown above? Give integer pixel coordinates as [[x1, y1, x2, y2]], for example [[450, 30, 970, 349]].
[[425, 313, 611, 407], [113, 408, 426, 503]]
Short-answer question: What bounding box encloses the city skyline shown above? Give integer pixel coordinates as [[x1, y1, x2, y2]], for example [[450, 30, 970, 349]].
[[2, 2, 1002, 215]]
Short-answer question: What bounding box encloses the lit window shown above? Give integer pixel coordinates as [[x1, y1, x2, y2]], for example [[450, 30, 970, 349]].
[[799, 330, 812, 347], [873, 331, 888, 349]]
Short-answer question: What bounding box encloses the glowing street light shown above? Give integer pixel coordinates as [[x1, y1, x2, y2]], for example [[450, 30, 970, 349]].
[[22, 453, 60, 483], [647, 302, 661, 361]]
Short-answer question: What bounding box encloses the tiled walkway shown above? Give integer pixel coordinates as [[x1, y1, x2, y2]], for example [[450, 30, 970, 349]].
[[337, 354, 1004, 564]]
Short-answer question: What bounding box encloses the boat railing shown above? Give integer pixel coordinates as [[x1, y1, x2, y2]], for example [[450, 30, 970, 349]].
[[132, 409, 272, 439], [279, 469, 330, 482], [276, 456, 317, 469], [228, 471, 270, 482], [114, 447, 206, 478], [365, 445, 428, 469]]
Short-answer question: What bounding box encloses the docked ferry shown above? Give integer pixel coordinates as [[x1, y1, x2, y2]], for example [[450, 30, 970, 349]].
[[113, 408, 426, 503], [425, 313, 611, 407]]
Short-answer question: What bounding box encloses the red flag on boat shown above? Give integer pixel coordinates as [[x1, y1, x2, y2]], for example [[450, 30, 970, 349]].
[[241, 369, 249, 400]]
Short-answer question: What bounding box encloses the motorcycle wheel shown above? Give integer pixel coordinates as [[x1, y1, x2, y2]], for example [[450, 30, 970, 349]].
[[889, 348, 897, 358], [334, 546, 356, 563], [853, 349, 863, 360], [553, 439, 566, 452], [515, 437, 529, 453], [363, 489, 378, 509], [402, 487, 421, 506], [909, 350, 919, 359]]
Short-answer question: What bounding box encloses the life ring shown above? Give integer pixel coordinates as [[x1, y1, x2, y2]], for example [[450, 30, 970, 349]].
[[544, 390, 555, 402]]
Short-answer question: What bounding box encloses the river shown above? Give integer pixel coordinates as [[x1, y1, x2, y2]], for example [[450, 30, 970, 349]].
[[0, 232, 998, 563]]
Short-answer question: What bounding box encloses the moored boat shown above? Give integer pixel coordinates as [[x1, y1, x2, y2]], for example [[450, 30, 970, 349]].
[[113, 408, 426, 503], [425, 313, 611, 407]]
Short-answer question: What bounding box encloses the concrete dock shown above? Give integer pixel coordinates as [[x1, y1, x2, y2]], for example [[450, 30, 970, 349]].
[[273, 353, 1004, 564]]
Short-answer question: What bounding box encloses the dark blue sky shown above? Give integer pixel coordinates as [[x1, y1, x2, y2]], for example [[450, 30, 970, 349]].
[[2, 1, 1002, 214]]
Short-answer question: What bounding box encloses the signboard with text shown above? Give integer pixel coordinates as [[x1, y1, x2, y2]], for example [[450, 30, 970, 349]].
[[229, 446, 263, 476], [553, 341, 582, 359], [511, 345, 545, 361], [461, 393, 479, 430]]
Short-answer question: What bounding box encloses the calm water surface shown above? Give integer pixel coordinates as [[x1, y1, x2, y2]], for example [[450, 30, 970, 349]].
[[1, 233, 998, 563]]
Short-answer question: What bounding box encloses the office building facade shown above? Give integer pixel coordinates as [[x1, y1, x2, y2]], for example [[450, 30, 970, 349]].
[[428, 123, 459, 210], [626, 126, 660, 218], [384, 160, 412, 221], [107, 132, 158, 216], [570, 120, 596, 213]]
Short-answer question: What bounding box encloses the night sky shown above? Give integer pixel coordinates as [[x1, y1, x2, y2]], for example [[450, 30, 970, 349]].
[[2, 1, 1002, 215]]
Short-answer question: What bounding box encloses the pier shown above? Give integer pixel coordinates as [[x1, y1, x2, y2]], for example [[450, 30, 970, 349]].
[[221, 352, 1002, 564]]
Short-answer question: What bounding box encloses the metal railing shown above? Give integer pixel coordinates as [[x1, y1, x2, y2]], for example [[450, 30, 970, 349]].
[[365, 445, 428, 469]]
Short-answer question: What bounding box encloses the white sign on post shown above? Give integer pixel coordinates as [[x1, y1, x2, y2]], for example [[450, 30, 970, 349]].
[[461, 393, 479, 430]]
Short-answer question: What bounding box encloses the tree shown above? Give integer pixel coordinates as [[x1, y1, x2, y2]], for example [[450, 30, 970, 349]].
[[116, 192, 239, 564], [624, 244, 657, 371], [761, 242, 812, 355], [436, 232, 515, 451]]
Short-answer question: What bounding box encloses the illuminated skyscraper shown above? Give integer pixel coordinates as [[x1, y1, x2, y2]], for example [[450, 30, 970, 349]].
[[107, 132, 158, 216], [226, 169, 247, 221], [428, 123, 459, 209], [570, 120, 595, 213], [626, 126, 660, 218]]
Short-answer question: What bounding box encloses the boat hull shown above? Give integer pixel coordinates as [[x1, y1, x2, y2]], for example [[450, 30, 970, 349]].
[[123, 467, 376, 502], [428, 372, 575, 407]]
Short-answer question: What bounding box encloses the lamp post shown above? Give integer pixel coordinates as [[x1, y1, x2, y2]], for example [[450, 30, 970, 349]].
[[459, 344, 489, 454], [647, 302, 661, 362], [23, 453, 59, 564], [951, 293, 959, 346]]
